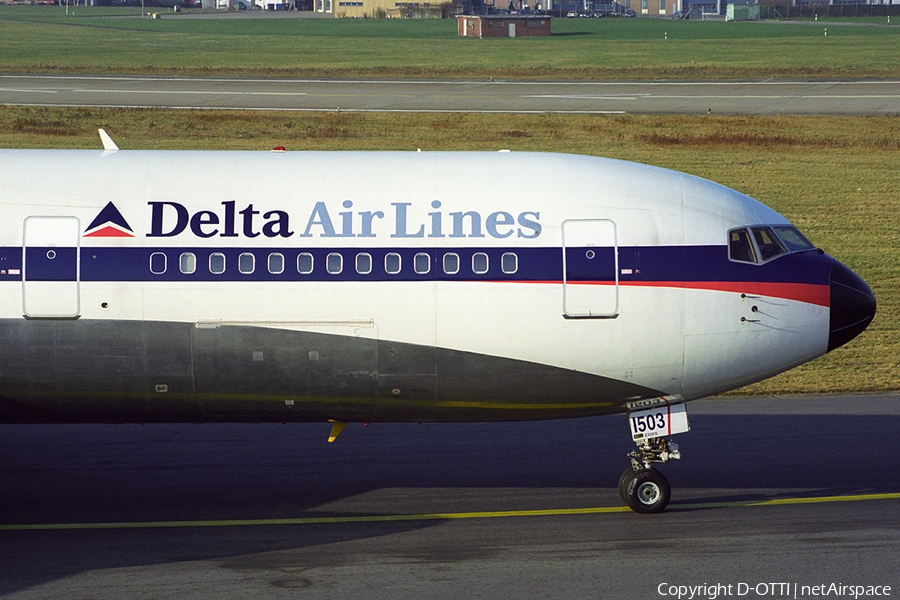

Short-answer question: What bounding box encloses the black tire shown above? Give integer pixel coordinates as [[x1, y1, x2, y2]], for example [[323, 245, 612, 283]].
[[618, 467, 636, 503], [623, 468, 670, 514]]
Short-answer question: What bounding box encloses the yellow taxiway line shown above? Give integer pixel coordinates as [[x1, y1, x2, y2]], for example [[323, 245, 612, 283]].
[[2, 492, 898, 532]]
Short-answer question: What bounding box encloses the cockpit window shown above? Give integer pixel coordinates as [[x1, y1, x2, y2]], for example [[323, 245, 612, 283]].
[[751, 227, 787, 261], [729, 225, 814, 265], [729, 229, 757, 264], [772, 226, 815, 252]]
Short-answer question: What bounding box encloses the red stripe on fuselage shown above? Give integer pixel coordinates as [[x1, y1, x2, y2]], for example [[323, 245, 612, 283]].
[[620, 281, 830, 307], [539, 280, 830, 307]]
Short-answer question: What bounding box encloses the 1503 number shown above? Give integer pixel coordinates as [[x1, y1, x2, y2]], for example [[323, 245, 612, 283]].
[[631, 412, 667, 433], [628, 403, 689, 440]]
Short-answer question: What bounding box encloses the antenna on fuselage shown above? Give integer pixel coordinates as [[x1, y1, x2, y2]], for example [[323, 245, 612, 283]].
[[98, 129, 119, 152]]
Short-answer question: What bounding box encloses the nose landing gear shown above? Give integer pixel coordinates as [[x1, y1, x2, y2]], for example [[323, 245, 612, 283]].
[[620, 401, 689, 514], [619, 437, 680, 513]]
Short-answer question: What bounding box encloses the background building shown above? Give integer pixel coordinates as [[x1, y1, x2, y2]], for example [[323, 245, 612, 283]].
[[317, 0, 456, 17], [458, 15, 552, 36]]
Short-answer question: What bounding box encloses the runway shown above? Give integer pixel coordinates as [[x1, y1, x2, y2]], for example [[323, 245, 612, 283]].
[[1, 393, 898, 599], [2, 74, 899, 115]]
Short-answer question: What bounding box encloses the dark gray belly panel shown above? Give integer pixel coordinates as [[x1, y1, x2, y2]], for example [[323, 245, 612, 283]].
[[0, 319, 663, 424]]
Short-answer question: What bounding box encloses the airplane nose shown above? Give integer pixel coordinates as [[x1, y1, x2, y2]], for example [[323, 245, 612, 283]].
[[828, 259, 876, 352]]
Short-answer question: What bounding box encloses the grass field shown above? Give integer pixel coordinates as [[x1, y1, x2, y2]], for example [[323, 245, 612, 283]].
[[0, 7, 896, 394], [1, 6, 899, 79], [0, 106, 897, 394]]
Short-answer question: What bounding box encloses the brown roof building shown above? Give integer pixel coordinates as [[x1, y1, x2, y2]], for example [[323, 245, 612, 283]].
[[457, 15, 552, 37]]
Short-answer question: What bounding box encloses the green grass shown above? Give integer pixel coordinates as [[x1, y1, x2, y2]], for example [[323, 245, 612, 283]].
[[1, 6, 899, 78], [1, 106, 897, 394]]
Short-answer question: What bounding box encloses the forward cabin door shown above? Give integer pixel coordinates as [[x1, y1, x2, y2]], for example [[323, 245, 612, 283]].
[[23, 216, 81, 319], [561, 218, 618, 318]]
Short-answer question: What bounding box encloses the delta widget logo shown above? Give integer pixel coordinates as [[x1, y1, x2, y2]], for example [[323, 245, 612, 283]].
[[84, 202, 134, 238]]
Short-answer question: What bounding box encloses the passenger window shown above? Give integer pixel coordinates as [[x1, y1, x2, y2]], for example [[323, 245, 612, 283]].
[[209, 252, 226, 275], [501, 252, 517, 274], [150, 252, 167, 275], [385, 253, 401, 275], [356, 253, 372, 275], [773, 226, 814, 252], [326, 252, 343, 274], [179, 252, 195, 274], [443, 253, 459, 275], [752, 226, 786, 261], [472, 252, 489, 274], [297, 252, 314, 274], [239, 252, 255, 274], [268, 253, 284, 275], [729, 229, 756, 264], [414, 252, 430, 275]]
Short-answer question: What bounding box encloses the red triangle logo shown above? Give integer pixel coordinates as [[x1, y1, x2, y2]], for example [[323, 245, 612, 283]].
[[84, 225, 134, 238]]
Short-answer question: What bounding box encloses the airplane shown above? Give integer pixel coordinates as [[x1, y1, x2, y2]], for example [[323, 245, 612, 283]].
[[0, 131, 875, 513]]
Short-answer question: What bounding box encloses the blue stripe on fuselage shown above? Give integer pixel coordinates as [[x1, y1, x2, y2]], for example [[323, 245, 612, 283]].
[[5, 245, 831, 287]]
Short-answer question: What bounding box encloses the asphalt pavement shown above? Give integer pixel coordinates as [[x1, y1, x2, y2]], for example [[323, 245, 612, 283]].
[[1, 393, 898, 599], [2, 74, 899, 115]]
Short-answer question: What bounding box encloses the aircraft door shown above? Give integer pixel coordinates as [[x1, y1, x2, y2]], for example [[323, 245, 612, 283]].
[[23, 216, 81, 319], [562, 218, 618, 318]]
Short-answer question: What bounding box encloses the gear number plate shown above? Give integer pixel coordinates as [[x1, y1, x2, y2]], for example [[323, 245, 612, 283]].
[[629, 403, 689, 441]]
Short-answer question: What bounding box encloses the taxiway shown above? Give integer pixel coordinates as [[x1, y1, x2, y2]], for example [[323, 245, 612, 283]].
[[1, 394, 898, 599]]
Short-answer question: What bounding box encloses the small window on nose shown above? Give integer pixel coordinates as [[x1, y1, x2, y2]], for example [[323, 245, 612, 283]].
[[752, 226, 787, 261], [728, 228, 757, 264]]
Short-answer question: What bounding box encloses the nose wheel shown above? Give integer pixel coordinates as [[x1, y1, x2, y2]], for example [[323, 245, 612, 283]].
[[619, 436, 680, 513], [619, 466, 671, 514]]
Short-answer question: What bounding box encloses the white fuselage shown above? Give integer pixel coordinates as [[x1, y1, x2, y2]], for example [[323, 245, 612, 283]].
[[0, 150, 868, 424]]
